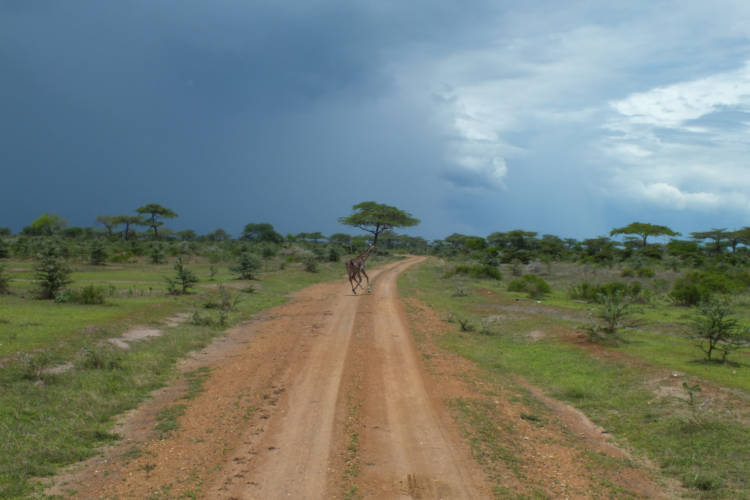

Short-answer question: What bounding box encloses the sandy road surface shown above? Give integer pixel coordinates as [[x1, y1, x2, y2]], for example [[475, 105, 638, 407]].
[[52, 256, 490, 499]]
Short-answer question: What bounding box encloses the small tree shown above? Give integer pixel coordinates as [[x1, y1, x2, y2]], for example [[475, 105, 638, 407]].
[[35, 245, 72, 299], [691, 300, 748, 363], [150, 243, 166, 264], [231, 252, 262, 280], [691, 228, 730, 254], [25, 213, 68, 236], [610, 222, 679, 247], [338, 201, 419, 246], [89, 239, 108, 265], [135, 203, 178, 239], [0, 263, 10, 294], [0, 237, 8, 259], [166, 256, 198, 295], [96, 215, 117, 238], [583, 290, 634, 342], [242, 223, 284, 243], [112, 215, 145, 240]]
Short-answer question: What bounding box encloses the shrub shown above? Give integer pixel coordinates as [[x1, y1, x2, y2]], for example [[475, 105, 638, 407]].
[[582, 290, 634, 342], [89, 240, 108, 265], [690, 300, 749, 363], [231, 252, 262, 280], [78, 346, 122, 370], [34, 246, 72, 299], [0, 238, 8, 258], [620, 268, 635, 278], [59, 285, 107, 305], [303, 255, 319, 273], [636, 267, 655, 278], [669, 270, 749, 306], [569, 281, 645, 304], [166, 256, 198, 295], [327, 246, 340, 262], [0, 263, 10, 294], [451, 264, 502, 280], [150, 244, 166, 264], [508, 275, 551, 299]]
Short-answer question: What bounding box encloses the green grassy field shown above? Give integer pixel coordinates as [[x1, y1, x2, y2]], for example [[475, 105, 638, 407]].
[[0, 253, 376, 499], [399, 258, 750, 499]]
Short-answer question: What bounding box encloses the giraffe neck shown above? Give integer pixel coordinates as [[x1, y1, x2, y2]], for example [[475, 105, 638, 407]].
[[355, 244, 375, 264]]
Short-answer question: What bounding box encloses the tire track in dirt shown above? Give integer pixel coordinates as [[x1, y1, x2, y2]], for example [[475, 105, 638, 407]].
[[214, 256, 489, 499], [354, 258, 491, 499], [214, 265, 362, 499]]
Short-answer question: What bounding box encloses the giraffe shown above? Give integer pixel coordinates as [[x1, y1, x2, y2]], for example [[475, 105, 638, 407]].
[[345, 243, 376, 294]]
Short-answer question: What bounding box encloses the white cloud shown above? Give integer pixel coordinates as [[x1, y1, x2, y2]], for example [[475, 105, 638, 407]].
[[605, 59, 750, 215], [610, 62, 750, 128]]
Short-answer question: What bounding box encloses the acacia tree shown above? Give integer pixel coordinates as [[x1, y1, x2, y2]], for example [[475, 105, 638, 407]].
[[112, 215, 145, 240], [728, 227, 750, 254], [338, 201, 419, 246], [24, 213, 67, 236], [610, 222, 679, 247], [96, 215, 117, 237], [691, 228, 730, 254], [135, 204, 177, 239], [242, 223, 283, 243]]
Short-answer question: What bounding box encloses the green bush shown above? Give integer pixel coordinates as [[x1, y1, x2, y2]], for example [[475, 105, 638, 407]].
[[451, 264, 502, 280], [507, 274, 551, 299], [582, 290, 633, 343], [34, 246, 72, 299], [78, 345, 122, 370], [60, 285, 107, 305], [690, 300, 749, 362], [303, 255, 319, 273], [0, 263, 10, 294], [620, 268, 635, 278], [637, 267, 655, 278], [327, 246, 340, 262], [569, 281, 645, 304], [165, 256, 198, 295], [89, 240, 108, 265], [669, 270, 750, 306], [231, 252, 262, 280]]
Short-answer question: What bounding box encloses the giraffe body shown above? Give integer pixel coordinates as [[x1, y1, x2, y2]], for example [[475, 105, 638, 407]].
[[345, 244, 375, 294]]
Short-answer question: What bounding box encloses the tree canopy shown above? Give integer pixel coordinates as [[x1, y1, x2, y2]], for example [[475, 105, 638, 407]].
[[610, 222, 679, 247], [242, 223, 284, 243], [24, 213, 67, 236], [338, 201, 419, 245], [135, 203, 178, 239]]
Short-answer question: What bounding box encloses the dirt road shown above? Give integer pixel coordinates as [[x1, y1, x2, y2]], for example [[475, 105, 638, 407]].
[[52, 257, 491, 499]]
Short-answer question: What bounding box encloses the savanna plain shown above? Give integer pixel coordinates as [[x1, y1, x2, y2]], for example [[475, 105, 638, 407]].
[[1, 225, 750, 499]]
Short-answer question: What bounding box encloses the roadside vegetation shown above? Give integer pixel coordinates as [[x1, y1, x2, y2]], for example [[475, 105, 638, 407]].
[[399, 226, 750, 499]]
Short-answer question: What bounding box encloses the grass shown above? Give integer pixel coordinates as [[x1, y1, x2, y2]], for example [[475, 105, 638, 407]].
[[399, 258, 750, 499], [0, 254, 358, 498]]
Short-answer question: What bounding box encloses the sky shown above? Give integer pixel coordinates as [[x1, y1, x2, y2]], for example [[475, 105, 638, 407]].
[[2, 1, 750, 241]]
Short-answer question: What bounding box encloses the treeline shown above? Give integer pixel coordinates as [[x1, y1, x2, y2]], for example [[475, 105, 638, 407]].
[[2, 211, 750, 268], [433, 223, 750, 268], [0, 205, 430, 264]]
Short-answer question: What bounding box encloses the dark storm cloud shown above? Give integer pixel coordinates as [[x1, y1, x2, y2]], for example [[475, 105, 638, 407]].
[[0, 0, 498, 237]]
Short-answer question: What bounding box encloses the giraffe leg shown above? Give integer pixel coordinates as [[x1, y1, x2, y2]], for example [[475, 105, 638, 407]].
[[360, 269, 370, 293]]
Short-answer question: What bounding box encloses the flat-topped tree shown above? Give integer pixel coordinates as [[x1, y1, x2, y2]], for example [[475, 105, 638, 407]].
[[609, 222, 679, 247], [135, 203, 177, 239], [339, 201, 419, 294], [691, 228, 730, 254], [728, 227, 750, 254], [338, 201, 419, 246], [112, 215, 145, 241]]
